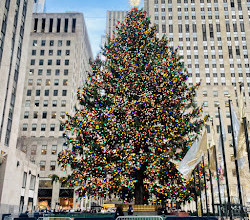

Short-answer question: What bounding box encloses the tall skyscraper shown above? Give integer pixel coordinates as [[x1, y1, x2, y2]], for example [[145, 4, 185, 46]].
[[33, 0, 46, 13], [17, 12, 92, 210], [145, 0, 250, 206], [0, 0, 39, 216], [106, 11, 128, 39]]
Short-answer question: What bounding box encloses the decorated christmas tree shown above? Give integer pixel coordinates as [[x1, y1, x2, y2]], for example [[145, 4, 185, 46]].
[[58, 5, 208, 205]]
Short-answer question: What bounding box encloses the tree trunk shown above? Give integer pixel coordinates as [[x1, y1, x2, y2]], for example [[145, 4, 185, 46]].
[[134, 166, 148, 205]]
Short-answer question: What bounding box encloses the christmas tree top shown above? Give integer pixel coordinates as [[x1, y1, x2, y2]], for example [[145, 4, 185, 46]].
[[129, 0, 141, 7]]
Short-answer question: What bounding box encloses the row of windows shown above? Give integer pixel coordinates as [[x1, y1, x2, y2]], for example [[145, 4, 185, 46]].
[[30, 59, 70, 66], [40, 160, 59, 171], [22, 172, 36, 190], [154, 0, 248, 4], [29, 69, 69, 76], [33, 17, 76, 33], [33, 40, 71, 47], [22, 123, 64, 132], [28, 79, 68, 86], [32, 49, 70, 56], [23, 111, 65, 119], [26, 89, 67, 97], [21, 144, 66, 156], [25, 100, 67, 107]]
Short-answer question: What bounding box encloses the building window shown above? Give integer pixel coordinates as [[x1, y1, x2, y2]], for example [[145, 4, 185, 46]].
[[49, 40, 54, 46], [51, 145, 57, 155], [56, 60, 61, 65], [58, 40, 62, 46], [22, 172, 27, 188], [42, 112, 47, 119], [48, 59, 52, 65], [213, 91, 218, 97], [30, 60, 35, 65], [29, 175, 36, 190], [72, 18, 76, 33], [25, 100, 30, 107], [54, 79, 59, 86], [53, 90, 58, 96], [65, 50, 70, 56], [64, 69, 68, 75], [41, 145, 47, 155], [33, 111, 38, 119], [37, 79, 42, 86], [57, 18, 61, 32], [64, 18, 69, 32], [48, 50, 53, 56], [22, 124, 28, 131], [50, 161, 56, 171], [203, 101, 208, 107], [36, 90, 40, 96], [46, 69, 51, 75], [60, 112, 65, 119], [41, 40, 46, 46], [52, 100, 57, 107], [38, 69, 43, 75], [43, 100, 48, 107], [49, 18, 53, 32], [32, 50, 36, 56], [51, 112, 56, 119], [46, 79, 50, 86], [63, 80, 68, 86], [66, 40, 71, 46], [57, 50, 61, 56], [44, 90, 49, 96], [40, 161, 46, 171], [62, 90, 67, 96], [41, 124, 46, 131], [24, 111, 29, 119], [34, 100, 39, 107], [50, 124, 55, 131], [65, 60, 69, 65], [55, 69, 60, 75], [32, 123, 37, 131], [33, 40, 37, 46], [61, 100, 66, 107]]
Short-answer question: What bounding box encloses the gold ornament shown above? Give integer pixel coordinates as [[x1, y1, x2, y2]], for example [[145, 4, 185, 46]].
[[129, 0, 141, 7]]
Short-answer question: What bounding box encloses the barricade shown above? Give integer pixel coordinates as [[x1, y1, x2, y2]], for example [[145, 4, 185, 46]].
[[116, 216, 163, 220], [38, 217, 71, 220]]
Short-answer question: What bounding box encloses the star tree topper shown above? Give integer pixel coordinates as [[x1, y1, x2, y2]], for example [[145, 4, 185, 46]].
[[129, 0, 141, 7]]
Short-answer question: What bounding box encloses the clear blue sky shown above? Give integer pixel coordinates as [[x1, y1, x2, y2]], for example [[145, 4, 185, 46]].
[[45, 0, 144, 58]]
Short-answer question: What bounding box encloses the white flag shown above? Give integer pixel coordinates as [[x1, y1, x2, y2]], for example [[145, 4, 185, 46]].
[[178, 131, 207, 179]]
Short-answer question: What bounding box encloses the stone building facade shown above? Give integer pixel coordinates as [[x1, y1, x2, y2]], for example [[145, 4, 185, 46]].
[[17, 12, 92, 210], [0, 0, 40, 216], [145, 0, 250, 208]]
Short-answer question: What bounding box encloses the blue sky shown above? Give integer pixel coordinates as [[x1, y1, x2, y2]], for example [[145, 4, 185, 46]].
[[45, 0, 144, 58]]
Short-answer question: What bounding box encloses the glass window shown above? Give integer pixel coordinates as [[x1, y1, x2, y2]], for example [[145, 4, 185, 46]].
[[66, 40, 71, 46], [33, 111, 38, 118], [32, 123, 37, 131], [32, 50, 36, 56], [64, 69, 68, 75], [33, 40, 37, 46], [24, 111, 29, 119], [55, 69, 60, 75], [63, 80, 68, 86], [27, 90, 32, 96], [54, 79, 59, 86], [51, 112, 56, 119], [40, 50, 45, 56], [29, 175, 36, 190], [22, 123, 28, 131], [42, 112, 47, 119], [66, 50, 70, 56], [47, 69, 51, 75], [51, 145, 57, 155], [58, 40, 62, 46], [60, 112, 65, 119], [30, 60, 35, 65], [46, 79, 51, 86], [61, 100, 66, 107], [31, 145, 37, 155], [213, 91, 218, 97], [37, 79, 42, 86], [49, 50, 53, 56], [25, 100, 30, 107], [50, 161, 56, 171], [29, 69, 34, 75], [44, 90, 50, 96], [38, 69, 43, 75], [56, 60, 61, 65], [36, 90, 40, 96], [50, 124, 55, 131], [49, 40, 54, 46], [40, 161, 46, 171], [57, 50, 61, 56], [53, 90, 58, 96], [41, 124, 46, 131], [48, 59, 52, 65], [34, 100, 39, 107], [52, 100, 57, 107], [28, 79, 33, 86], [22, 172, 27, 188], [41, 40, 46, 46], [62, 90, 67, 96], [39, 59, 44, 65], [41, 145, 47, 155], [43, 100, 48, 107]]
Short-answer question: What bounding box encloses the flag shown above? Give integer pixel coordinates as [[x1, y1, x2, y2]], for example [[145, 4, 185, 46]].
[[231, 105, 245, 168], [178, 131, 207, 179], [208, 125, 216, 173]]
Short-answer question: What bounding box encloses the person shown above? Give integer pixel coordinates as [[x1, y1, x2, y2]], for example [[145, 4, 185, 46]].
[[127, 205, 133, 215], [115, 206, 124, 219]]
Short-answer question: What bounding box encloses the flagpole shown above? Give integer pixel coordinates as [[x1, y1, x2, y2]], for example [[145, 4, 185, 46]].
[[207, 148, 215, 215], [202, 156, 209, 216], [218, 106, 233, 220], [228, 99, 244, 218], [197, 164, 203, 216], [239, 84, 250, 171], [193, 170, 198, 214], [213, 143, 223, 218]]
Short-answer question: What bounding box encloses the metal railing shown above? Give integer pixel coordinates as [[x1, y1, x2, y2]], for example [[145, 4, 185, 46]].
[[117, 216, 163, 220], [38, 217, 72, 220]]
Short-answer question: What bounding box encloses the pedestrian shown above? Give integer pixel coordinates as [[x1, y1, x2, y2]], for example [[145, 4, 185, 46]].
[[127, 205, 133, 215], [115, 206, 124, 219]]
